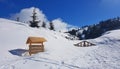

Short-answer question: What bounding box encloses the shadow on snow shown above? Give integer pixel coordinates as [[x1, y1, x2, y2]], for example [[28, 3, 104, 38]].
[[9, 49, 28, 56]]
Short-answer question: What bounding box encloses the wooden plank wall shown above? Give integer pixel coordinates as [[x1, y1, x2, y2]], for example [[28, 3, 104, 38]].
[[29, 45, 44, 55]]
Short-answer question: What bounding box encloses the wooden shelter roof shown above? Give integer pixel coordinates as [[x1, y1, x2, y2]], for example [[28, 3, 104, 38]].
[[26, 37, 47, 44]]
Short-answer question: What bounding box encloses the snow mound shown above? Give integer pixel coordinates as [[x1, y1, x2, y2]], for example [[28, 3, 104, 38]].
[[0, 18, 120, 69]]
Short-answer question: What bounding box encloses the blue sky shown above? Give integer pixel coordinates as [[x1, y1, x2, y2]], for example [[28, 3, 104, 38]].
[[0, 0, 120, 27]]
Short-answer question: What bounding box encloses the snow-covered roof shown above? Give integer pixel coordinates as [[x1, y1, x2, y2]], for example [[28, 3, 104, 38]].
[[26, 37, 47, 44]]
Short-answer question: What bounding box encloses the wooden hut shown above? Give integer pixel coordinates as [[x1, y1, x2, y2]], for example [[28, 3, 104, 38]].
[[26, 37, 47, 55], [74, 41, 95, 47]]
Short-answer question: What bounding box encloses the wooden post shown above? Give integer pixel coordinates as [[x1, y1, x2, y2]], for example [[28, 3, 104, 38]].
[[41, 42, 44, 52], [29, 42, 32, 56], [83, 41, 85, 47]]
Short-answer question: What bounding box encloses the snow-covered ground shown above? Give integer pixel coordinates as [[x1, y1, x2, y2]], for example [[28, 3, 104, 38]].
[[0, 18, 120, 69]]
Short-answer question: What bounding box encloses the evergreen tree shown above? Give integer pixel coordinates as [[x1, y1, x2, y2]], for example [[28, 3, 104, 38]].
[[49, 22, 55, 30], [42, 21, 46, 28], [82, 29, 87, 39], [29, 8, 40, 28], [76, 33, 82, 40], [16, 17, 20, 22]]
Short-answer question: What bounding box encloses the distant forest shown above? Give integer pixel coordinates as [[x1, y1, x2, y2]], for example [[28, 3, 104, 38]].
[[67, 17, 120, 40]]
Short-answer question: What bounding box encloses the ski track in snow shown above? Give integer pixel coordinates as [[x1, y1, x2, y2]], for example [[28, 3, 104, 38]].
[[0, 56, 81, 69]]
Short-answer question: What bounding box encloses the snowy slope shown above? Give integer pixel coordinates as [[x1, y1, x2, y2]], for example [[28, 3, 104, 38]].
[[0, 18, 120, 69]]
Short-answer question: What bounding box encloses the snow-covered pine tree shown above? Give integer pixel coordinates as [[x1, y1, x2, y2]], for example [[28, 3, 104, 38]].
[[29, 8, 40, 28], [16, 17, 20, 22], [42, 21, 46, 28], [49, 22, 55, 30]]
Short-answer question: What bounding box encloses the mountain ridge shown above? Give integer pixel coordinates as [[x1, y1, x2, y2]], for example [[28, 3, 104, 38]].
[[67, 17, 120, 40]]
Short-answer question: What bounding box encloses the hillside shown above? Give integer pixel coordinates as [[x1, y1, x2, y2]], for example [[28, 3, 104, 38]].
[[67, 17, 120, 40], [0, 18, 120, 69]]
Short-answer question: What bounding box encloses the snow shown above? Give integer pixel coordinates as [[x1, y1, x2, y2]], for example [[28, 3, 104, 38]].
[[0, 18, 120, 69]]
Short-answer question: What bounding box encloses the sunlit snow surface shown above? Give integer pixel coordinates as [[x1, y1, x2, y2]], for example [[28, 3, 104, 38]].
[[0, 18, 120, 69]]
